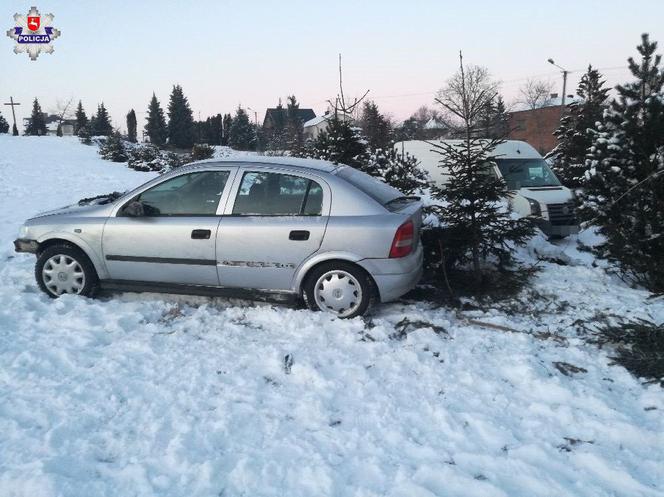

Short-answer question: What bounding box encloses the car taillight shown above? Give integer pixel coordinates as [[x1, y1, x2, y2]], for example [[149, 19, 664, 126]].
[[389, 220, 414, 258]]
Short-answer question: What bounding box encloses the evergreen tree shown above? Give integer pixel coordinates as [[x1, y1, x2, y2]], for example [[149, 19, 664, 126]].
[[126, 109, 138, 143], [92, 103, 113, 136], [285, 95, 305, 152], [228, 106, 256, 151], [306, 116, 371, 172], [99, 130, 128, 162], [432, 55, 534, 284], [0, 112, 9, 133], [265, 99, 287, 151], [547, 66, 609, 187], [207, 114, 223, 145], [74, 100, 88, 135], [56, 124, 63, 137], [145, 93, 168, 147], [359, 101, 392, 151], [12, 123, 19, 136], [580, 34, 664, 291], [192, 143, 215, 160], [25, 98, 47, 136], [478, 95, 509, 139], [167, 84, 195, 149], [78, 125, 92, 145], [370, 148, 428, 194], [222, 113, 232, 146]]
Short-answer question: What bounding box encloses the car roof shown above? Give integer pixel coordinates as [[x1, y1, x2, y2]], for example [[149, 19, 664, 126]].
[[185, 155, 341, 174]]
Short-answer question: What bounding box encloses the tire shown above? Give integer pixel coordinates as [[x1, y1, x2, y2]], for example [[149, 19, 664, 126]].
[[35, 243, 99, 298], [303, 261, 376, 318]]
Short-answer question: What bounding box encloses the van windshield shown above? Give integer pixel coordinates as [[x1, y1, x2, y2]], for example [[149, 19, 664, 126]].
[[495, 159, 561, 190]]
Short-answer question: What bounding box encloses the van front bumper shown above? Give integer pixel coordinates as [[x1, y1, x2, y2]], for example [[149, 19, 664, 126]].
[[358, 242, 423, 302], [536, 221, 579, 238], [14, 238, 39, 253]]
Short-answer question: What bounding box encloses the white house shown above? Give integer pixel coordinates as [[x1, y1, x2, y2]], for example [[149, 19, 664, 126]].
[[303, 111, 354, 142]]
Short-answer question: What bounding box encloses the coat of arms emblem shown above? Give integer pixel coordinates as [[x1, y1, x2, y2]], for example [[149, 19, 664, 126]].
[[7, 6, 60, 60]]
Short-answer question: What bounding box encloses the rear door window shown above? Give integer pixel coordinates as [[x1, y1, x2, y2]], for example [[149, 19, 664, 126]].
[[232, 171, 323, 216]]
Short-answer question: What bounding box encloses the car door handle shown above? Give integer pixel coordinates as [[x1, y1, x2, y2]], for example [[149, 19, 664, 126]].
[[289, 230, 310, 241], [191, 229, 211, 240]]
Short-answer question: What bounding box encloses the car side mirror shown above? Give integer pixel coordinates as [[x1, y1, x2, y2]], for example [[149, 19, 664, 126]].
[[123, 200, 145, 217]]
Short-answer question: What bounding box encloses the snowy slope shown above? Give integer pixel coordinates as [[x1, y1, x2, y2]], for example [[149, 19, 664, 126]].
[[0, 135, 662, 497]]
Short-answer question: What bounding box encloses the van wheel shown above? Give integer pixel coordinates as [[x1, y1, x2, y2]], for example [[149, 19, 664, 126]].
[[303, 262, 375, 318], [35, 244, 98, 298]]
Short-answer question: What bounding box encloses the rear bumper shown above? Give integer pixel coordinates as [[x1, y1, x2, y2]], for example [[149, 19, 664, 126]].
[[358, 242, 423, 302], [14, 238, 39, 253]]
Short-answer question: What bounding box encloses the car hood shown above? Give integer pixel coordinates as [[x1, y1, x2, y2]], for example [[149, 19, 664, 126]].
[[516, 186, 573, 204], [30, 202, 116, 220]]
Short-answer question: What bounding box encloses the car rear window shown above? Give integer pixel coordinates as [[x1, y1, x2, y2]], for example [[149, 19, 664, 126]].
[[336, 166, 401, 206]]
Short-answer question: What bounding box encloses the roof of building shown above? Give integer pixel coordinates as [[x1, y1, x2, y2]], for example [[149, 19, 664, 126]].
[[263, 107, 316, 127]]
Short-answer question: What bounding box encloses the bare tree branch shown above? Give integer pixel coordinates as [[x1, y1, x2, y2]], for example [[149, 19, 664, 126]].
[[519, 78, 554, 109]]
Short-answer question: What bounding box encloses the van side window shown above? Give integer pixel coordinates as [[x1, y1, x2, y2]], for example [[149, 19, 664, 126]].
[[232, 172, 323, 216]]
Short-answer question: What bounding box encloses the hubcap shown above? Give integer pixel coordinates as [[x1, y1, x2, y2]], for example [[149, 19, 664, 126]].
[[42, 254, 85, 296], [313, 270, 363, 318]]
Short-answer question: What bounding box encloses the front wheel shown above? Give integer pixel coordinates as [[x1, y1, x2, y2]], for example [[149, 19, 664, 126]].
[[35, 244, 98, 298], [303, 262, 376, 318]]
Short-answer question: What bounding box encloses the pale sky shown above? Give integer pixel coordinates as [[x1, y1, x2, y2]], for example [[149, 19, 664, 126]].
[[2, 0, 664, 132]]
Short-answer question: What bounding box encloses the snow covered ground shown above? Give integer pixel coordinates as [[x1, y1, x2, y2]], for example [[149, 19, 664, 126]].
[[0, 135, 662, 497]]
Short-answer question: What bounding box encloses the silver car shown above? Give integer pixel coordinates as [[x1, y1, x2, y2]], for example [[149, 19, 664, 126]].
[[14, 157, 423, 318]]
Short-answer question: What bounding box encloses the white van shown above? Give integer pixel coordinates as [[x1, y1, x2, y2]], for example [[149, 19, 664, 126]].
[[395, 140, 579, 237]]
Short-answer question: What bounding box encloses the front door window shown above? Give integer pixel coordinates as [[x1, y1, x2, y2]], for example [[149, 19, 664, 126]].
[[133, 170, 230, 216]]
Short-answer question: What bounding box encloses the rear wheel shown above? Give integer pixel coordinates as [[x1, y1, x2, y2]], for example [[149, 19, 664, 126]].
[[303, 262, 375, 318], [35, 244, 98, 298]]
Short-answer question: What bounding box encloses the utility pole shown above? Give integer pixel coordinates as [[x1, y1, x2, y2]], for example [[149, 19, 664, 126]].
[[4, 96, 21, 135], [547, 58, 569, 107]]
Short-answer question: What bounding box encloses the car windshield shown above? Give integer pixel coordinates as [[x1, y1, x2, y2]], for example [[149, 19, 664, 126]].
[[495, 159, 561, 190]]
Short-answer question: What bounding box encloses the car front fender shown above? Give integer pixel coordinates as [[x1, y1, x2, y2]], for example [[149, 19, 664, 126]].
[[36, 231, 109, 279]]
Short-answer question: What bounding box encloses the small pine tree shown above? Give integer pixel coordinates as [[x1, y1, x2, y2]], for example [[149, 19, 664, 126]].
[[145, 93, 168, 147], [192, 143, 215, 160], [432, 53, 534, 285], [222, 113, 232, 146], [126, 109, 137, 143], [371, 148, 428, 194], [92, 103, 113, 136], [74, 100, 88, 135], [167, 84, 195, 149], [56, 124, 63, 137], [25, 98, 47, 136], [548, 66, 609, 187], [12, 123, 19, 136], [0, 112, 9, 133], [265, 100, 287, 151], [99, 130, 128, 162], [307, 116, 371, 172], [78, 125, 92, 145], [207, 114, 223, 145], [580, 34, 664, 291], [228, 106, 256, 151], [359, 101, 392, 151], [285, 95, 305, 152]]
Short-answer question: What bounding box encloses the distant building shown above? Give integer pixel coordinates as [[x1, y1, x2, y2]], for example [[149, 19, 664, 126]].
[[506, 93, 579, 154], [23, 113, 75, 136], [262, 107, 316, 132], [507, 106, 562, 155], [303, 111, 354, 142]]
